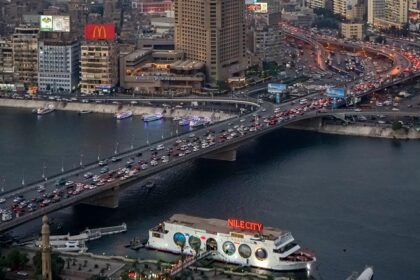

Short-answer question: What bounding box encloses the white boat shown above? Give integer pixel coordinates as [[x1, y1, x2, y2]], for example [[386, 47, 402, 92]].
[[189, 116, 210, 128], [346, 266, 374, 280], [173, 116, 181, 121], [37, 104, 55, 115], [115, 111, 133, 120], [147, 214, 316, 271], [143, 113, 163, 122], [34, 240, 87, 252]]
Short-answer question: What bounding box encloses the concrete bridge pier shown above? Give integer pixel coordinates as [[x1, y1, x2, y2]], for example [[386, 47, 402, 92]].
[[201, 144, 240, 162], [81, 187, 120, 208]]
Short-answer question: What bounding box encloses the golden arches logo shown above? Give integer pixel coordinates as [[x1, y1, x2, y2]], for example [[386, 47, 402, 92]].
[[92, 26, 107, 39]]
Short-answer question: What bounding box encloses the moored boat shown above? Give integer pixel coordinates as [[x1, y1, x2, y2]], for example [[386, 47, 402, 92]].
[[189, 116, 210, 128], [147, 214, 316, 271], [37, 104, 55, 115], [143, 113, 163, 122], [115, 111, 133, 120], [178, 118, 190, 126], [79, 110, 92, 115]]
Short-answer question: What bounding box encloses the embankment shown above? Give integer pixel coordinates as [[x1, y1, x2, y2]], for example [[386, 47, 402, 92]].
[[0, 98, 235, 120], [286, 118, 420, 139]]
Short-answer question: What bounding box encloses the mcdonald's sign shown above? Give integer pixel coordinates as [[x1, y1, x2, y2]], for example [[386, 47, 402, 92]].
[[84, 23, 115, 40]]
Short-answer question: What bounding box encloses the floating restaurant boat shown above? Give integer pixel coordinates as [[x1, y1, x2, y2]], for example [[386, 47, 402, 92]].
[[147, 214, 315, 271], [143, 113, 163, 122], [115, 111, 133, 120]]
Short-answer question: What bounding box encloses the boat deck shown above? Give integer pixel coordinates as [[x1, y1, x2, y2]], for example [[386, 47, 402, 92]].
[[166, 214, 285, 241]]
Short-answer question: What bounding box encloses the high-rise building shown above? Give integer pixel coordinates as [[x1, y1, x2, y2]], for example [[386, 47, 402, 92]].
[[174, 0, 246, 82], [307, 0, 329, 9], [374, 0, 409, 28], [384, 0, 409, 24], [38, 37, 80, 94], [368, 0, 385, 24], [80, 41, 118, 94], [12, 25, 39, 87], [0, 37, 14, 84], [333, 0, 365, 21]]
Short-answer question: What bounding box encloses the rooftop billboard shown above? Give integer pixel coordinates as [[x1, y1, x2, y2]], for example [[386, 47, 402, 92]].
[[326, 87, 346, 98], [40, 15, 70, 32], [84, 23, 116, 40], [268, 83, 287, 94], [246, 2, 268, 13]]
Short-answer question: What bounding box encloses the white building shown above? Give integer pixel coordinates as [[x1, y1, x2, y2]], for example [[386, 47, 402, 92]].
[[38, 39, 80, 93]]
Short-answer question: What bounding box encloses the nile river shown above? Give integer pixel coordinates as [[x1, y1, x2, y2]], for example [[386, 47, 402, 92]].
[[1, 107, 419, 280]]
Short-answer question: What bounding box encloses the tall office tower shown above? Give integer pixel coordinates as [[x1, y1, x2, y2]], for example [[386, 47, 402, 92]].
[[12, 25, 39, 87], [307, 0, 329, 9], [38, 37, 80, 94], [368, 0, 385, 24], [174, 0, 246, 82], [383, 0, 409, 25], [80, 41, 118, 94]]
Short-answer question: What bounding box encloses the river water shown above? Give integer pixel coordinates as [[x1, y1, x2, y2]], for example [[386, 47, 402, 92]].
[[1, 107, 419, 280]]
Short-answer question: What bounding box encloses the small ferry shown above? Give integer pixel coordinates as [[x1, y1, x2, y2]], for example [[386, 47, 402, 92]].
[[178, 118, 190, 126], [34, 240, 87, 252], [147, 214, 315, 271], [189, 117, 210, 128], [37, 104, 55, 115], [115, 111, 133, 120], [143, 113, 163, 122]]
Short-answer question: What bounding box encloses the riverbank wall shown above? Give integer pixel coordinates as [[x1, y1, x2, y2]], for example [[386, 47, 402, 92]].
[[0, 98, 235, 120], [286, 117, 420, 139]]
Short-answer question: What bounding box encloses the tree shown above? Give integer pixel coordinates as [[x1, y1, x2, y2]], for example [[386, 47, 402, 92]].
[[32, 252, 64, 280], [6, 249, 28, 270], [392, 121, 403, 130]]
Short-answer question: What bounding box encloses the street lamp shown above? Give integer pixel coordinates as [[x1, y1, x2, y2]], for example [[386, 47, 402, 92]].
[[80, 153, 84, 167], [114, 142, 119, 155]]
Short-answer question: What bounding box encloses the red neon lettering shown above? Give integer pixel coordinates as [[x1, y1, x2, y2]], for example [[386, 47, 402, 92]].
[[227, 218, 263, 232]]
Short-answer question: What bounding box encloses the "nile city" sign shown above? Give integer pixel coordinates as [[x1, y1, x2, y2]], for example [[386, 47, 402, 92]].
[[227, 218, 263, 232]]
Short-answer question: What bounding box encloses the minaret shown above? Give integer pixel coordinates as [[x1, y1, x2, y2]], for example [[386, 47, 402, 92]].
[[41, 215, 52, 280]]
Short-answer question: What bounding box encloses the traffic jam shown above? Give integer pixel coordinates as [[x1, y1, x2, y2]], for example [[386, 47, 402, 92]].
[[0, 96, 335, 224]]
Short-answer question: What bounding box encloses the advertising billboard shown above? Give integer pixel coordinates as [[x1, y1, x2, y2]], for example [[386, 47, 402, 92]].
[[268, 83, 287, 94], [40, 15, 53, 31], [246, 2, 268, 13], [326, 87, 346, 98], [40, 15, 70, 32], [245, 0, 256, 4], [53, 16, 70, 32], [84, 24, 116, 40]]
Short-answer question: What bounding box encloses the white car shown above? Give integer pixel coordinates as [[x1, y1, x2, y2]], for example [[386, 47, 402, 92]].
[[150, 160, 158, 166], [156, 144, 165, 151], [0, 198, 5, 204]]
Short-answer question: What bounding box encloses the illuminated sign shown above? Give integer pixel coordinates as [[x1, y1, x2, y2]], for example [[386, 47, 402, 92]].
[[326, 87, 346, 98], [268, 83, 287, 94], [84, 24, 116, 40], [40, 15, 53, 31], [40, 15, 70, 32], [246, 2, 268, 13], [227, 218, 263, 232], [53, 16, 70, 32]]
